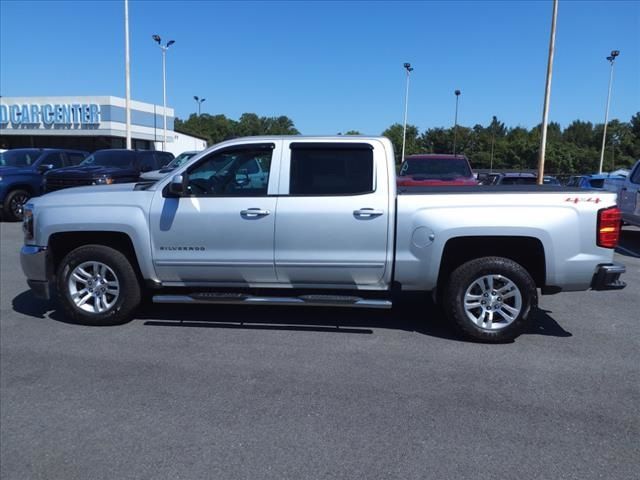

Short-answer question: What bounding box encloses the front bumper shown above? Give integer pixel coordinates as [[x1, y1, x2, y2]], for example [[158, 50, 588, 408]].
[[591, 263, 626, 291], [20, 245, 52, 300]]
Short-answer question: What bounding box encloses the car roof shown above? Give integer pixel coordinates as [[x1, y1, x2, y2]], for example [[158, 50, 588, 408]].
[[501, 172, 537, 177], [582, 173, 625, 180], [2, 148, 87, 154]]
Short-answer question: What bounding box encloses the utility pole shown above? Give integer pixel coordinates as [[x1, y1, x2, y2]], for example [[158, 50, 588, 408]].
[[536, 0, 558, 185], [453, 89, 461, 155], [490, 116, 496, 173], [124, 0, 131, 149]]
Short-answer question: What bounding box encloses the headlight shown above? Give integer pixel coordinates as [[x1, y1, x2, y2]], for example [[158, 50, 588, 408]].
[[0, 176, 3, 182], [94, 177, 114, 185], [22, 204, 34, 240]]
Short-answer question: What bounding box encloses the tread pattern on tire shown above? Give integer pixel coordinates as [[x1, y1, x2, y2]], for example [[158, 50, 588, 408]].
[[444, 256, 537, 343], [2, 189, 30, 222], [56, 244, 141, 326]]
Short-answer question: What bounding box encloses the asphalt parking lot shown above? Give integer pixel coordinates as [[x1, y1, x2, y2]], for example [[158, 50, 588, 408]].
[[1, 222, 638, 480]]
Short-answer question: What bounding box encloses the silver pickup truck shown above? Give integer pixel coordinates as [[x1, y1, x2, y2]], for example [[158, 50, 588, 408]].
[[20, 136, 626, 342]]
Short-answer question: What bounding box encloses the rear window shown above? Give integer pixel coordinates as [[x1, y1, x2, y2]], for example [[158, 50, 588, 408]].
[[167, 152, 197, 168], [289, 144, 374, 195], [154, 152, 174, 167], [401, 157, 471, 179], [589, 179, 605, 188], [80, 151, 137, 168]]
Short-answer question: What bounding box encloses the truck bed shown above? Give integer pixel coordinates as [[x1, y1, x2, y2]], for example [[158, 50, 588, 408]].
[[398, 185, 588, 194]]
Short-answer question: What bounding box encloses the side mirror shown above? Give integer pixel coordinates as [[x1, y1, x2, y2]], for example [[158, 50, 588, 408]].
[[38, 164, 54, 173], [167, 174, 185, 196]]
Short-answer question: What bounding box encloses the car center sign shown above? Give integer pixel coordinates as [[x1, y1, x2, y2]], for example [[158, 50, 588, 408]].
[[0, 103, 101, 128]]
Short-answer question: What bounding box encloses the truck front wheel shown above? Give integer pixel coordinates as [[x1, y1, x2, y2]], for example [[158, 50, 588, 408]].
[[3, 189, 31, 221], [56, 245, 141, 326], [444, 256, 537, 343]]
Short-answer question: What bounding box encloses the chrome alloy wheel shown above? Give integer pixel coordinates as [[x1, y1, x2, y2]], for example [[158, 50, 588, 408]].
[[68, 261, 120, 313], [463, 274, 522, 330]]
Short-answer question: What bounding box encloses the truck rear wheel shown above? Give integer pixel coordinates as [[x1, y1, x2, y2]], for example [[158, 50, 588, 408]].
[[56, 245, 141, 326], [444, 256, 537, 343]]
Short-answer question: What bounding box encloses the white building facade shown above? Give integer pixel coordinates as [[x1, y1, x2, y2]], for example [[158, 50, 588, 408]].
[[0, 96, 207, 155]]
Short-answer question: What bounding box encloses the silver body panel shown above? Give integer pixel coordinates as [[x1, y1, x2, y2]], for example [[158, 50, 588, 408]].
[[21, 136, 618, 295]]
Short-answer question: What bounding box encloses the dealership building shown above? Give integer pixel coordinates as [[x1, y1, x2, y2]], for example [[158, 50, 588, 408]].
[[0, 96, 207, 155]]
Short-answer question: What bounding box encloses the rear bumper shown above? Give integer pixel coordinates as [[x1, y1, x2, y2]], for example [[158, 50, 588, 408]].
[[20, 245, 52, 300], [591, 263, 626, 291]]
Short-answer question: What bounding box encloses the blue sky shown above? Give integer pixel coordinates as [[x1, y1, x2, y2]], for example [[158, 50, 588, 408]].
[[1, 0, 638, 135]]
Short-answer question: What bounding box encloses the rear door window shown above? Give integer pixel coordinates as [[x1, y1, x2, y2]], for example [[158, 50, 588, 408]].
[[67, 152, 86, 165], [289, 144, 374, 196]]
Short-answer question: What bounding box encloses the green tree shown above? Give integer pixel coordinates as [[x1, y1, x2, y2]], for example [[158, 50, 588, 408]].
[[382, 123, 420, 163]]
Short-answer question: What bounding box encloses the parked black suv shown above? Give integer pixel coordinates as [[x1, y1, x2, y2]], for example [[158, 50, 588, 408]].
[[44, 149, 174, 193]]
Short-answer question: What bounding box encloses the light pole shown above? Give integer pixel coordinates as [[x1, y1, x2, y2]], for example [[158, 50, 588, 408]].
[[152, 35, 175, 151], [453, 89, 461, 155], [194, 96, 206, 116], [490, 115, 497, 173], [536, 0, 558, 185], [598, 50, 620, 174], [401, 62, 413, 164]]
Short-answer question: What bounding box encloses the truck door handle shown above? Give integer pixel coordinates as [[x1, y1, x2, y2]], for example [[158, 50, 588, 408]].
[[241, 208, 270, 217], [353, 208, 384, 218]]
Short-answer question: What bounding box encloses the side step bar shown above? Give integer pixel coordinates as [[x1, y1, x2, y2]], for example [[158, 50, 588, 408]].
[[152, 293, 392, 309]]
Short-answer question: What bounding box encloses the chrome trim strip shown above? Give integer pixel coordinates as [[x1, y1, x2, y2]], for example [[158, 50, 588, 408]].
[[154, 260, 273, 267], [277, 262, 385, 268]]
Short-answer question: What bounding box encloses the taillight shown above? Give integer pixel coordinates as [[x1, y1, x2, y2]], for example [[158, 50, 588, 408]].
[[597, 206, 621, 248]]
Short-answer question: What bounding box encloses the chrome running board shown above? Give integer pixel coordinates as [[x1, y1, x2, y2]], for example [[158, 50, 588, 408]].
[[152, 293, 392, 309]]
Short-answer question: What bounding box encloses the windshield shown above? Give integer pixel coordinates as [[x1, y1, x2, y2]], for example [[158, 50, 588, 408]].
[[165, 152, 197, 169], [0, 150, 41, 167], [80, 151, 137, 168], [401, 157, 472, 179]]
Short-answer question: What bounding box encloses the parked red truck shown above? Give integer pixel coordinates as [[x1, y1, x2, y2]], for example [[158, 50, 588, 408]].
[[397, 154, 478, 187]]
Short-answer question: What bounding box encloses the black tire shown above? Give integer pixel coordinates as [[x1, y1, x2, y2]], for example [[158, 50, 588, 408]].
[[56, 245, 141, 326], [444, 256, 537, 343], [2, 189, 31, 222]]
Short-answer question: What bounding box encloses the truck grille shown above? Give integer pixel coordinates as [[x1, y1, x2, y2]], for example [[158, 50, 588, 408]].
[[45, 178, 95, 192]]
